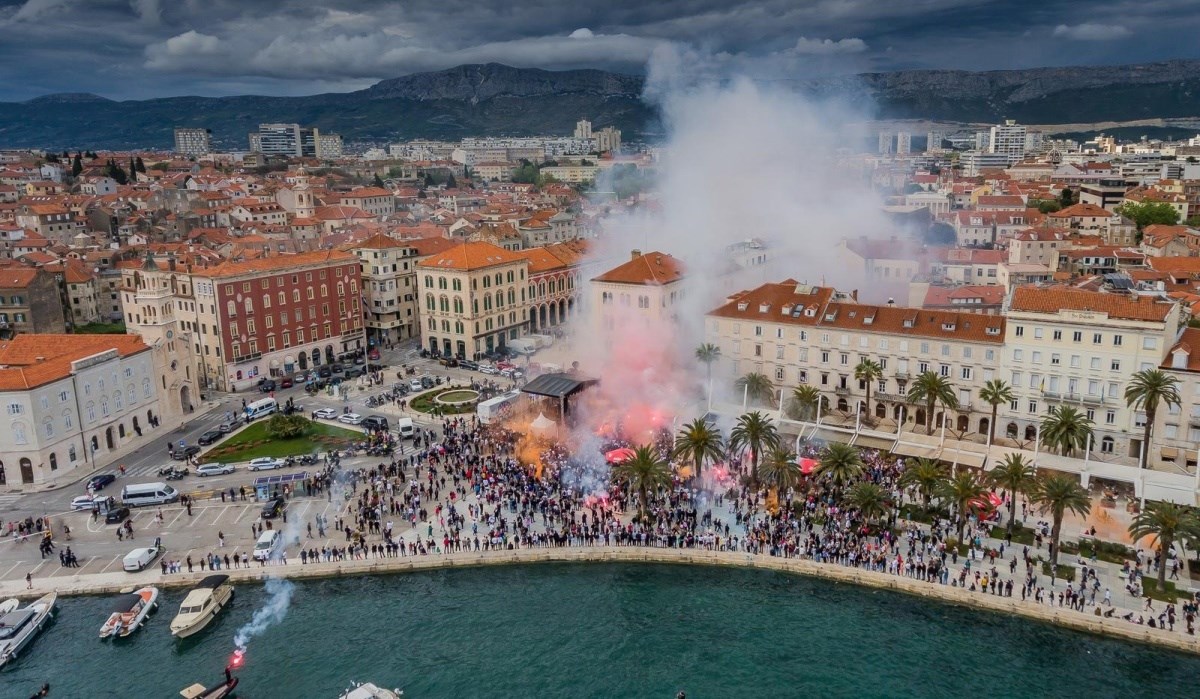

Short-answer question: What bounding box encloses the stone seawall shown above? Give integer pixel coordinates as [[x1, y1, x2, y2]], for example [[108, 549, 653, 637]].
[[11, 547, 1200, 656]]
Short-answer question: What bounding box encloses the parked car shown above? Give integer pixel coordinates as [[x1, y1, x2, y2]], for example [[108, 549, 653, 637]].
[[280, 376, 294, 389], [311, 408, 338, 419], [409, 379, 424, 391], [459, 360, 479, 371], [317, 366, 332, 378], [337, 413, 363, 425], [259, 380, 277, 393], [71, 495, 96, 511], [197, 430, 224, 446], [439, 357, 459, 368], [170, 445, 200, 460], [420, 376, 435, 389], [330, 363, 344, 374], [195, 463, 236, 477], [247, 457, 285, 472], [479, 364, 497, 375], [261, 496, 287, 519], [367, 348, 380, 361], [123, 537, 164, 572], [218, 418, 243, 433], [105, 506, 131, 524], [87, 474, 117, 491], [352, 355, 366, 365]]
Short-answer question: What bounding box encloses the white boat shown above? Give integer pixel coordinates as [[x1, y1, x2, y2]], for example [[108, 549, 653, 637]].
[[339, 682, 403, 699], [0, 591, 56, 668], [99, 586, 159, 639], [170, 575, 233, 639], [0, 599, 18, 615]]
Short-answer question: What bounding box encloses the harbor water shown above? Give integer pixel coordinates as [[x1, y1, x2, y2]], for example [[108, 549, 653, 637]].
[[3, 563, 1198, 698]]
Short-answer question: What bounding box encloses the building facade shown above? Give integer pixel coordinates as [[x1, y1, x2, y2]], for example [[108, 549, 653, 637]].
[[417, 242, 530, 359], [0, 335, 167, 490], [0, 268, 66, 338], [173, 128, 212, 156]]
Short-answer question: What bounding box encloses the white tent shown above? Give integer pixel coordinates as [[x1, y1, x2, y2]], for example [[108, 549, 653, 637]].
[[530, 412, 556, 437]]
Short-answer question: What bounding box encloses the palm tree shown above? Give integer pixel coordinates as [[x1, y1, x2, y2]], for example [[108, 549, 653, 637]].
[[671, 417, 725, 483], [613, 444, 673, 524], [853, 359, 884, 421], [906, 371, 958, 435], [979, 379, 1014, 445], [1125, 369, 1181, 470], [847, 481, 892, 525], [737, 372, 775, 406], [728, 411, 780, 486], [988, 454, 1036, 535], [938, 470, 987, 541], [790, 385, 823, 422], [1040, 405, 1094, 457], [1030, 474, 1091, 568], [757, 446, 802, 502], [815, 442, 864, 493], [695, 343, 721, 393], [898, 457, 946, 512], [1128, 501, 1200, 592]]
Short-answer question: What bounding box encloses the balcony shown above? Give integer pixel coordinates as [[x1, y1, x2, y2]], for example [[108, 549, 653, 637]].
[[232, 352, 262, 365], [894, 370, 910, 379], [834, 386, 852, 396]]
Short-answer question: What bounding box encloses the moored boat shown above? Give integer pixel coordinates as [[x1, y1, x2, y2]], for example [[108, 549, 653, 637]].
[[339, 681, 404, 698], [0, 599, 17, 615], [170, 575, 233, 639], [0, 591, 56, 668], [99, 586, 159, 639], [180, 667, 238, 699]]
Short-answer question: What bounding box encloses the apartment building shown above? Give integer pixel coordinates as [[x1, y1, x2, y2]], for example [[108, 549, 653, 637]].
[[15, 203, 77, 244], [0, 268, 66, 337], [173, 128, 211, 156], [417, 242, 530, 359], [349, 234, 456, 345], [0, 334, 166, 489], [123, 250, 364, 392], [340, 187, 395, 218], [520, 240, 588, 333], [705, 281, 1006, 436], [1156, 328, 1200, 472], [1003, 287, 1180, 461]]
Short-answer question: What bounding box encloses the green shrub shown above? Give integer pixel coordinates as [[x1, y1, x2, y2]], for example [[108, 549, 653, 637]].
[[266, 413, 311, 439]]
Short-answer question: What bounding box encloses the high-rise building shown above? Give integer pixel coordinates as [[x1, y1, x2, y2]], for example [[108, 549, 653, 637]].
[[254, 123, 302, 156], [988, 119, 1028, 159], [926, 130, 944, 153], [173, 128, 211, 156], [317, 133, 343, 159], [896, 132, 912, 155], [574, 119, 593, 139], [596, 126, 621, 154], [878, 131, 893, 154]]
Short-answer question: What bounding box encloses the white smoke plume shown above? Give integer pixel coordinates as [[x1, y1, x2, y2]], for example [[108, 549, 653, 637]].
[[233, 576, 295, 650], [569, 45, 895, 445]]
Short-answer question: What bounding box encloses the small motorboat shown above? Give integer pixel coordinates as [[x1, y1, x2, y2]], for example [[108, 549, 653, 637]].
[[180, 668, 238, 699], [99, 586, 159, 639], [0, 599, 18, 615], [0, 591, 56, 668], [170, 575, 233, 638], [339, 682, 403, 699]]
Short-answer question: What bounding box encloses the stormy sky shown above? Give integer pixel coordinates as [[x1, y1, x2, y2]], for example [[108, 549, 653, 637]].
[[1, 0, 1197, 101]]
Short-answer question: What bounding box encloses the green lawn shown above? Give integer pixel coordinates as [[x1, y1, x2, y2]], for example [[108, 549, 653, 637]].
[[411, 387, 477, 415], [1041, 561, 1077, 582], [73, 321, 127, 334], [201, 419, 361, 462], [990, 524, 1035, 546]]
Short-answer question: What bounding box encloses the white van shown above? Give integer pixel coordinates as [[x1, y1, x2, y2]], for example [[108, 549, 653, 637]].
[[121, 482, 180, 507], [244, 397, 278, 420], [123, 536, 164, 572], [397, 417, 415, 439], [253, 529, 281, 561]]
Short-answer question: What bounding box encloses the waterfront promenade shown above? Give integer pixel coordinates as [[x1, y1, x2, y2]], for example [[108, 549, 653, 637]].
[[3, 539, 1199, 657]]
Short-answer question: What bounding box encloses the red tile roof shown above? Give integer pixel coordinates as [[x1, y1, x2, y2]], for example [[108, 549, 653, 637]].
[[1010, 287, 1176, 322], [197, 249, 356, 278], [0, 334, 149, 391], [591, 250, 684, 285], [417, 241, 525, 271]]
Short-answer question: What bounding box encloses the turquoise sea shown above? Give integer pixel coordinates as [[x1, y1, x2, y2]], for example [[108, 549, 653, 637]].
[[2, 563, 1197, 698]]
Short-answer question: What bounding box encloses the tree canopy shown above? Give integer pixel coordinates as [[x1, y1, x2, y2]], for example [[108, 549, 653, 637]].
[[1116, 200, 1180, 230]]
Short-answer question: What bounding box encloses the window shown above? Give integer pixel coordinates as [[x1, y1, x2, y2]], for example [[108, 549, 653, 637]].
[[1110, 359, 1120, 372], [963, 347, 972, 359], [1027, 401, 1037, 414], [1052, 330, 1062, 340], [1012, 349, 1024, 362], [754, 344, 762, 357], [961, 367, 972, 380], [12, 422, 26, 444], [920, 342, 930, 354], [776, 346, 785, 360], [839, 353, 849, 366], [59, 390, 68, 402], [1070, 355, 1080, 368], [6, 403, 21, 415], [1034, 327, 1043, 339], [63, 411, 72, 428], [1073, 331, 1082, 342], [1015, 326, 1024, 337], [1050, 353, 1060, 366], [1031, 351, 1042, 364], [941, 344, 950, 357], [1142, 337, 1157, 351], [821, 351, 829, 364], [1113, 335, 1123, 346], [1090, 357, 1101, 370], [774, 367, 785, 381], [1105, 410, 1116, 425], [985, 349, 995, 362], [143, 379, 151, 398], [1093, 333, 1102, 344], [918, 362, 929, 374], [939, 364, 950, 377], [1100, 436, 1114, 454]]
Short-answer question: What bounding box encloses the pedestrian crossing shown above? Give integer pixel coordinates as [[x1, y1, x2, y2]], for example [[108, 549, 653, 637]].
[[0, 494, 25, 509]]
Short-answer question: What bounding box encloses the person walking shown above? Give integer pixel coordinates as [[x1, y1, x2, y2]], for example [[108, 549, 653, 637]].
[[218, 531, 225, 547], [25, 572, 31, 589]]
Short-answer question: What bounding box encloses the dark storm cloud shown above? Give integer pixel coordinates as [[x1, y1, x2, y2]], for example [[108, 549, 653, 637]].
[[0, 0, 1198, 100]]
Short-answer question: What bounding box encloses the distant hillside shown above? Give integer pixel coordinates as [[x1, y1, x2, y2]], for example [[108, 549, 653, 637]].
[[3, 60, 1200, 149]]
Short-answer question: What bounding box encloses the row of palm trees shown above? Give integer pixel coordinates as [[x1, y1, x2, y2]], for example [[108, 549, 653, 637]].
[[713, 340, 1183, 470], [619, 404, 1199, 592]]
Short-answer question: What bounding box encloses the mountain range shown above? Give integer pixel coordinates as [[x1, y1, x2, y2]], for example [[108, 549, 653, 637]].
[[3, 60, 1200, 150]]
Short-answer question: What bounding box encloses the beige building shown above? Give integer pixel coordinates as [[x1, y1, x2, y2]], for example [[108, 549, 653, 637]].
[[540, 164, 599, 184], [1003, 287, 1180, 462], [340, 187, 395, 218], [706, 280, 1006, 435], [349, 234, 456, 345], [417, 242, 530, 358], [1156, 327, 1200, 472], [591, 250, 686, 334], [0, 334, 169, 489]]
